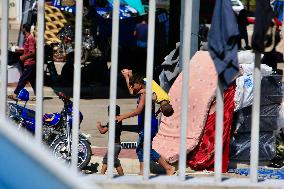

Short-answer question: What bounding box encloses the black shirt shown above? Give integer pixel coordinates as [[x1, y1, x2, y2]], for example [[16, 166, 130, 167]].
[[106, 121, 122, 143]]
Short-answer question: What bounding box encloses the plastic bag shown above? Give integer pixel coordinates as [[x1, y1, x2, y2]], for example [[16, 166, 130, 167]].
[[238, 50, 255, 64], [235, 74, 282, 111], [234, 75, 254, 111]]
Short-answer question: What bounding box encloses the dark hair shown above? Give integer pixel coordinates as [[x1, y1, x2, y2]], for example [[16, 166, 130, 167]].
[[160, 102, 174, 117], [141, 14, 148, 23], [129, 73, 144, 86], [22, 23, 31, 33]]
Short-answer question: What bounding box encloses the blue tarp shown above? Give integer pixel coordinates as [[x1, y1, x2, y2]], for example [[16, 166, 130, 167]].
[[107, 0, 145, 15], [52, 0, 144, 15]]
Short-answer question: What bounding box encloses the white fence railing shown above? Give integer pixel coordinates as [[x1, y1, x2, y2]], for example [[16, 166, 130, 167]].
[[1, 0, 284, 188]]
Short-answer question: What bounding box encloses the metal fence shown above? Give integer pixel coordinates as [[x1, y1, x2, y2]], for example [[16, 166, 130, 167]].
[[1, 0, 284, 189]]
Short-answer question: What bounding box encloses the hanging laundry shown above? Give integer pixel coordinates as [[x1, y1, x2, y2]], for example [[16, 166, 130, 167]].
[[159, 42, 181, 92], [251, 0, 274, 53], [275, 19, 284, 61], [208, 0, 239, 89], [152, 51, 218, 163]]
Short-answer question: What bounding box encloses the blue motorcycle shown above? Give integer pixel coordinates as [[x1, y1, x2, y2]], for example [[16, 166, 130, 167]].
[[8, 89, 92, 169]]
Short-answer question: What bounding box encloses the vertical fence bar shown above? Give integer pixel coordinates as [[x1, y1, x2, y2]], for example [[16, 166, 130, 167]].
[[0, 0, 9, 119], [143, 0, 156, 180], [71, 0, 83, 171], [250, 52, 261, 183], [178, 0, 193, 181], [35, 0, 45, 143], [107, 0, 120, 179], [214, 80, 224, 183]]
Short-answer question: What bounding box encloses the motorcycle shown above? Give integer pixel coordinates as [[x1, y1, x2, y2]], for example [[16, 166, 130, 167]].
[[8, 89, 92, 169], [53, 25, 100, 63]]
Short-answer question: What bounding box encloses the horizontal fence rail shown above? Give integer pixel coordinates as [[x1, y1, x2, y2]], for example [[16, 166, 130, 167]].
[[1, 0, 284, 188]]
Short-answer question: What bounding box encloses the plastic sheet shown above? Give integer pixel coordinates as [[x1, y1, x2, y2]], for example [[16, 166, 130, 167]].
[[233, 104, 280, 132], [230, 132, 276, 161], [230, 74, 283, 161], [261, 75, 283, 96]]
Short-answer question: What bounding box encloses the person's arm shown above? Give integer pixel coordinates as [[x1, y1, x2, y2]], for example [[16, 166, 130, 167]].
[[121, 69, 133, 95], [116, 93, 145, 122], [152, 92, 157, 102], [20, 51, 36, 62], [15, 48, 24, 54], [96, 121, 108, 134]]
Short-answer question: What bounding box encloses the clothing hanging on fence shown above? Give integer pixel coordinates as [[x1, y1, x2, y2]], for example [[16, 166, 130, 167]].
[[251, 0, 274, 53], [187, 84, 235, 173], [276, 19, 284, 61], [159, 42, 181, 93], [152, 51, 218, 163], [207, 0, 239, 89]]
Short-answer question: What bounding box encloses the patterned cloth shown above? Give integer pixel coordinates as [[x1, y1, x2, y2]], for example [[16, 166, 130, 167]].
[[187, 85, 235, 173], [231, 168, 284, 180], [152, 51, 218, 163]]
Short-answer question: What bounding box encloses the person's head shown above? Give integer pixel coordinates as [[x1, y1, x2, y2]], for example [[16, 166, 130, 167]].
[[22, 23, 31, 35], [141, 14, 148, 23], [160, 101, 174, 117], [129, 73, 144, 95]]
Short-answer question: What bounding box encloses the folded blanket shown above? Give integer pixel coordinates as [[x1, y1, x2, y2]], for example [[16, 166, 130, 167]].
[[152, 51, 218, 163]]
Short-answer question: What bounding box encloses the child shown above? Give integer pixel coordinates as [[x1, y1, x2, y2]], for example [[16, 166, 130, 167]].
[[96, 105, 124, 176], [116, 73, 175, 175], [121, 69, 174, 117]]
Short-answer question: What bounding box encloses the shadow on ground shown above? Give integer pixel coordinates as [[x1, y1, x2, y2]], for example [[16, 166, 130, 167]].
[[44, 57, 135, 99]]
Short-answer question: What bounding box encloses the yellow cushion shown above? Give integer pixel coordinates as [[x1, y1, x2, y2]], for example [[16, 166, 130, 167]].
[[144, 78, 170, 103]]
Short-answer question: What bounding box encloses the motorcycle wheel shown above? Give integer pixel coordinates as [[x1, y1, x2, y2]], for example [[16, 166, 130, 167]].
[[51, 136, 92, 169]]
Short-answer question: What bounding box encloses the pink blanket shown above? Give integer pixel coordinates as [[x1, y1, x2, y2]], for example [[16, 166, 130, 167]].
[[152, 51, 218, 163]]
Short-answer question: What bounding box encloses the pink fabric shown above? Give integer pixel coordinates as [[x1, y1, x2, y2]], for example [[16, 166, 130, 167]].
[[152, 51, 218, 163]]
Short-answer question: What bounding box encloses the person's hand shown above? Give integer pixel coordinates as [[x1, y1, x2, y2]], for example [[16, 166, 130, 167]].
[[121, 69, 132, 78], [116, 115, 124, 123], [96, 121, 102, 129], [128, 69, 132, 77], [19, 55, 25, 62], [15, 48, 24, 53], [121, 69, 129, 78], [152, 92, 157, 102]]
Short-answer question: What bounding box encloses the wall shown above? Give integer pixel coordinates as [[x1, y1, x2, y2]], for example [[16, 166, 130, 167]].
[[0, 0, 22, 21]]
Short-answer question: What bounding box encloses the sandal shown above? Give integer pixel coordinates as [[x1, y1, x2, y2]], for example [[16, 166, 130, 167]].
[[7, 94, 18, 101]]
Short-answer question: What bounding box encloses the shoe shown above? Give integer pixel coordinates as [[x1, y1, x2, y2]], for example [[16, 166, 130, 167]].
[[7, 94, 18, 101], [245, 46, 252, 50]]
